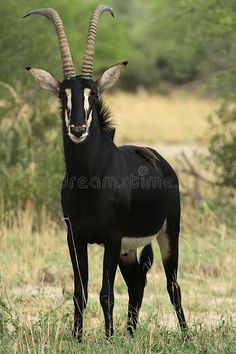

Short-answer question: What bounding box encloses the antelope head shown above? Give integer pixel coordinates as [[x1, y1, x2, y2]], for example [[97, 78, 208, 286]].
[[24, 5, 127, 143]]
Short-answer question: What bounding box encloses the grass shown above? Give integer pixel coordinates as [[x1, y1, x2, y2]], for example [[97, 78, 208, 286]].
[[0, 196, 235, 353], [105, 90, 214, 144]]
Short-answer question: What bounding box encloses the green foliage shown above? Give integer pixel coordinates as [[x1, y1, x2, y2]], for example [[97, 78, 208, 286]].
[[208, 103, 236, 188], [0, 0, 128, 88], [179, 0, 236, 98], [0, 83, 63, 219], [1, 0, 236, 92], [0, 0, 227, 91], [179, 0, 236, 189]]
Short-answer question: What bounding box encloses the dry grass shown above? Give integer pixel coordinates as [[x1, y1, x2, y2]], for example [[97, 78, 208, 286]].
[[0, 195, 235, 352], [104, 90, 215, 144]]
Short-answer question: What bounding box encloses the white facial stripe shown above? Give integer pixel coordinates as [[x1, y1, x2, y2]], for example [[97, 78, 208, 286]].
[[87, 111, 93, 128], [65, 88, 72, 127], [66, 88, 93, 144], [84, 88, 91, 113], [84, 88, 93, 130], [65, 89, 72, 111], [65, 112, 70, 127]]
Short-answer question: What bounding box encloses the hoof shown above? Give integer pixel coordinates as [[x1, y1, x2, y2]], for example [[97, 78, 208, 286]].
[[127, 325, 135, 337], [72, 327, 82, 342], [105, 328, 114, 340]]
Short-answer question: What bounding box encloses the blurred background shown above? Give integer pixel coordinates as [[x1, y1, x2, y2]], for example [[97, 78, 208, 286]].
[[0, 1, 235, 352]]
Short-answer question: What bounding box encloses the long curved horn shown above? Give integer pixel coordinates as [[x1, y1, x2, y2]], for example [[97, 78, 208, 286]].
[[23, 8, 76, 79], [81, 5, 114, 78]]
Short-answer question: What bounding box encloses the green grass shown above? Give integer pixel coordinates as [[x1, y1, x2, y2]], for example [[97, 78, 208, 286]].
[[1, 305, 235, 354], [0, 196, 236, 353], [0, 291, 235, 354]]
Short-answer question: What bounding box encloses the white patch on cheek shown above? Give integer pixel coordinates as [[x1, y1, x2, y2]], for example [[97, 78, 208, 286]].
[[65, 89, 72, 111], [66, 88, 93, 144], [65, 111, 70, 128], [87, 111, 93, 128]]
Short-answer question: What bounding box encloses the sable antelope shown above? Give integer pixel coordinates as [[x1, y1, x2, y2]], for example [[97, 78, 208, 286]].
[[23, 5, 187, 340]]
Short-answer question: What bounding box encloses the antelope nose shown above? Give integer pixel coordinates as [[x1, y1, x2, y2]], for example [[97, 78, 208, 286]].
[[70, 125, 86, 138]]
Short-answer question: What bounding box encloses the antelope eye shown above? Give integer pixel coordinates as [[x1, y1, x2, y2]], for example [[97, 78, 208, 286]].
[[90, 90, 96, 96]]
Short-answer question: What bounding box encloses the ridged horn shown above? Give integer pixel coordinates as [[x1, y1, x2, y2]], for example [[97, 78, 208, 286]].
[[23, 8, 76, 79], [81, 5, 114, 78]]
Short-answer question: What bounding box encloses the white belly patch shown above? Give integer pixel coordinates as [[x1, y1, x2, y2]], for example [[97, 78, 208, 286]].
[[121, 235, 156, 253]]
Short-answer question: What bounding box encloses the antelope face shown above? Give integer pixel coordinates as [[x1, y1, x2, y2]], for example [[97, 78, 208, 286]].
[[24, 6, 127, 145], [61, 77, 98, 144]]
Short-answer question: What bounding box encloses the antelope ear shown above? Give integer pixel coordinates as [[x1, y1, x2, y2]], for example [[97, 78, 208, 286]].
[[96, 61, 128, 94], [26, 67, 60, 96]]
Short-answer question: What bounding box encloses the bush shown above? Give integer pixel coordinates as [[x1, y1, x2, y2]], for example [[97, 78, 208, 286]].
[[182, 0, 236, 190], [0, 82, 64, 220], [208, 103, 236, 189]]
